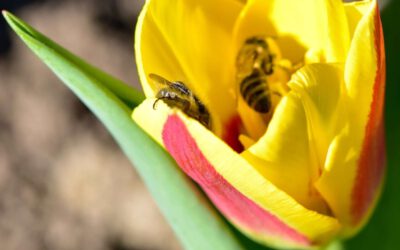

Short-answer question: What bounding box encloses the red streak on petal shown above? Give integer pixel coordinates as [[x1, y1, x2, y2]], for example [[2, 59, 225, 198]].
[[351, 5, 386, 224], [222, 115, 244, 153], [162, 115, 310, 246]]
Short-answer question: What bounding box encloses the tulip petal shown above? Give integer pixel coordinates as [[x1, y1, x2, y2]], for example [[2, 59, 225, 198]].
[[344, 0, 374, 38], [234, 0, 350, 63], [135, 0, 243, 135], [315, 1, 385, 234], [243, 63, 344, 214], [132, 100, 340, 248]]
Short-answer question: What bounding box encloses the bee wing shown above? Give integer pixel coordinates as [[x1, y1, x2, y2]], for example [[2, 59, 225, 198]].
[[149, 73, 172, 86]]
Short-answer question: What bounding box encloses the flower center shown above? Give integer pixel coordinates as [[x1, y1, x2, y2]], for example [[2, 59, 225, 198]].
[[235, 36, 302, 148]]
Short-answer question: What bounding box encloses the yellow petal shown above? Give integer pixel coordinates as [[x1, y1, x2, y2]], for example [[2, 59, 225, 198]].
[[244, 63, 344, 214], [315, 0, 385, 235], [344, 0, 374, 38], [233, 0, 350, 63], [132, 100, 340, 247], [135, 0, 244, 135]]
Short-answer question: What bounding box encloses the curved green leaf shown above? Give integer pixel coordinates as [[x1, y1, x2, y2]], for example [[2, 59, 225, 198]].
[[2, 11, 244, 250]]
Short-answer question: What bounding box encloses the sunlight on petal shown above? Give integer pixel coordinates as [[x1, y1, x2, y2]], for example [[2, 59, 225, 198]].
[[135, 0, 244, 136], [133, 100, 341, 246], [315, 1, 385, 235], [244, 64, 344, 214], [233, 0, 351, 63]]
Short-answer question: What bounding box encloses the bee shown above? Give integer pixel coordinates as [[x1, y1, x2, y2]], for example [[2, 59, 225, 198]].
[[236, 36, 276, 113], [149, 73, 211, 129], [239, 69, 272, 113]]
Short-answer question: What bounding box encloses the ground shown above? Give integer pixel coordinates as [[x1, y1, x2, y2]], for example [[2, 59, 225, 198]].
[[0, 1, 181, 249]]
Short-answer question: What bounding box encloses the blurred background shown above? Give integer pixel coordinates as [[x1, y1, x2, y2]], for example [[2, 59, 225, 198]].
[[1, 1, 399, 250], [0, 0, 181, 250]]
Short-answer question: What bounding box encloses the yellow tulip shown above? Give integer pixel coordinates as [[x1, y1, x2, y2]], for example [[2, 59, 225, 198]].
[[132, 0, 385, 248]]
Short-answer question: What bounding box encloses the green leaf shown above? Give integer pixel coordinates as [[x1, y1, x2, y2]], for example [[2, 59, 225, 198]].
[[2, 11, 244, 250], [345, 2, 400, 250]]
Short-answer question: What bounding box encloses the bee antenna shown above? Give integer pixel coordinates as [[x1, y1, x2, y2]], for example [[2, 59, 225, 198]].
[[272, 91, 282, 97], [153, 98, 162, 110]]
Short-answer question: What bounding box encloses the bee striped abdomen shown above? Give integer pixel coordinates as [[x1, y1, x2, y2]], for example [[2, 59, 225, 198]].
[[240, 70, 271, 113]]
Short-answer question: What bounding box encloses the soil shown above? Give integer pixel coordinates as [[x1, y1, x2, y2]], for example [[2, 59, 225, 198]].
[[0, 1, 181, 249]]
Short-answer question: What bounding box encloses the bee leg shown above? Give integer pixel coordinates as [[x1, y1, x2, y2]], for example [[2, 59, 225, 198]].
[[274, 60, 292, 74], [275, 59, 304, 74], [267, 35, 278, 40], [292, 61, 304, 71], [181, 99, 191, 113], [272, 91, 282, 97]]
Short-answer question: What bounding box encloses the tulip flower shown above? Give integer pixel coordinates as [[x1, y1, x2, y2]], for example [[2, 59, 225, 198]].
[[132, 0, 385, 248]]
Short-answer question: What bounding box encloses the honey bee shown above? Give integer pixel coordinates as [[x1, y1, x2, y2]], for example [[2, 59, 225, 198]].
[[149, 73, 211, 129], [236, 36, 276, 113], [239, 69, 272, 113]]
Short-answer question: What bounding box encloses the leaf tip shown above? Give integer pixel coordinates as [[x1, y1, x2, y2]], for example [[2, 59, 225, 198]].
[[2, 10, 11, 21], [1, 10, 38, 45], [2, 10, 20, 32]]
